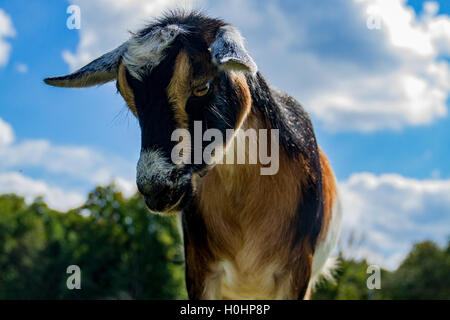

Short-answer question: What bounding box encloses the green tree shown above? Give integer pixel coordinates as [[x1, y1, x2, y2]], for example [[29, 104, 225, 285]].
[[0, 195, 47, 298], [0, 186, 187, 299], [380, 241, 450, 299], [312, 241, 450, 300]]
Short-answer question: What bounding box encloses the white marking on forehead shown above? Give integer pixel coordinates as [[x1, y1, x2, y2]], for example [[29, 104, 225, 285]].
[[123, 24, 187, 80]]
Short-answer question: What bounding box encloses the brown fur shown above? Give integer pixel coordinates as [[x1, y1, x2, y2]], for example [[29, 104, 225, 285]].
[[231, 72, 252, 131], [117, 63, 137, 116], [167, 50, 220, 129], [167, 50, 192, 129], [318, 148, 337, 241]]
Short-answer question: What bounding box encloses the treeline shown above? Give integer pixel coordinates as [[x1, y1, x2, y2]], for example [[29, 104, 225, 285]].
[[312, 240, 450, 299], [0, 186, 448, 299], [0, 186, 186, 299]]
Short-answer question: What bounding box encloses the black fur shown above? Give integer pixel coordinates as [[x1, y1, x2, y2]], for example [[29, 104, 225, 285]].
[[126, 44, 180, 156]]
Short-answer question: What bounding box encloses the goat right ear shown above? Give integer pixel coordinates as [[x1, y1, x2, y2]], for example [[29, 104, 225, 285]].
[[44, 42, 128, 88], [210, 25, 257, 75]]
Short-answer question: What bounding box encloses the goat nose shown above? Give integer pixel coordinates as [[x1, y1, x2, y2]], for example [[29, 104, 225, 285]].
[[139, 182, 175, 212], [136, 150, 192, 212]]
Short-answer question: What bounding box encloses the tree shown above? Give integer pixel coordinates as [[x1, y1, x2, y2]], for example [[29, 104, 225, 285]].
[[380, 241, 450, 299], [312, 241, 450, 300], [0, 186, 187, 299]]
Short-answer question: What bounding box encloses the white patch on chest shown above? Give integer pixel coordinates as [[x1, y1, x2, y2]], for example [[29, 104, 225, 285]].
[[205, 257, 291, 300]]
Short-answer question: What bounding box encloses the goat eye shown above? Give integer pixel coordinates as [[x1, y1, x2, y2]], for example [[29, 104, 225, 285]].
[[193, 82, 210, 97]]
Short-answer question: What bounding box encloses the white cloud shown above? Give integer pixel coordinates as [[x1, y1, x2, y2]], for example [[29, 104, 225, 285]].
[[339, 172, 450, 269], [0, 172, 85, 211], [0, 138, 135, 187], [314, 0, 450, 132], [0, 116, 135, 186], [0, 8, 15, 67], [0, 117, 137, 209], [114, 177, 137, 198], [0, 117, 14, 147]]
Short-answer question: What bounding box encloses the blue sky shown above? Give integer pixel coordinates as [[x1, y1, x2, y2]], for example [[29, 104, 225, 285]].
[[0, 0, 449, 269]]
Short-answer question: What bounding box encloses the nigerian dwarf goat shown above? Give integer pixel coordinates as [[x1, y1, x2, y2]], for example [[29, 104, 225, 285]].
[[45, 12, 341, 300]]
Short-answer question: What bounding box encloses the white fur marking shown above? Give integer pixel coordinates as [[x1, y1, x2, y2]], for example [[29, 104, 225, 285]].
[[123, 24, 187, 80]]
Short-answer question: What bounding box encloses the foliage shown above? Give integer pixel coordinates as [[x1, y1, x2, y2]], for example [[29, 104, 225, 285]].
[[379, 240, 450, 299], [0, 186, 187, 299], [313, 241, 450, 300]]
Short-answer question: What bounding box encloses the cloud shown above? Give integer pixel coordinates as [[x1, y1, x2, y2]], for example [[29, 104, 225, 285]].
[[0, 138, 135, 187], [114, 177, 137, 198], [0, 117, 14, 147], [0, 117, 135, 186], [0, 117, 137, 209], [0, 172, 85, 211], [339, 172, 450, 269], [0, 8, 15, 67]]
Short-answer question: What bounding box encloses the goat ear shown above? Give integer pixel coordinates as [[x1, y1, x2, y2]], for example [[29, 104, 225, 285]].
[[44, 42, 128, 88], [210, 26, 257, 75]]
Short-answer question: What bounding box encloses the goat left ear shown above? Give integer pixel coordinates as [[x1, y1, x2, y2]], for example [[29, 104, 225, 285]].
[[210, 25, 257, 75], [44, 42, 128, 88]]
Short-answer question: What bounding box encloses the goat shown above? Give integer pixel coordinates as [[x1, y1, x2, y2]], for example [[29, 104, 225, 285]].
[[44, 11, 341, 300]]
